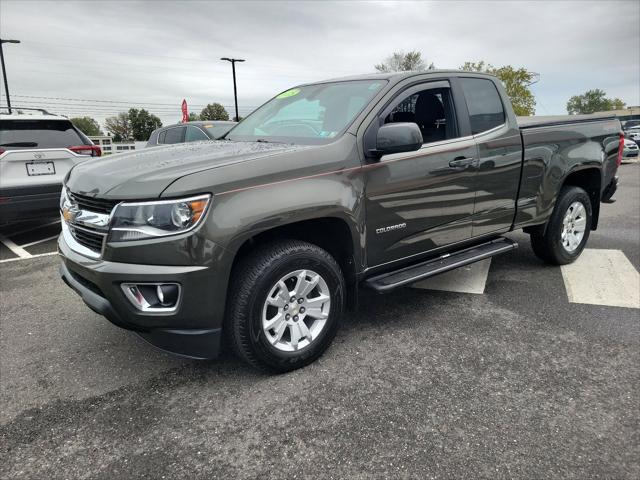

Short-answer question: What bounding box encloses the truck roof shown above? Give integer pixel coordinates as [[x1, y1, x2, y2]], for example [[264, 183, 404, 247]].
[[316, 69, 498, 84]]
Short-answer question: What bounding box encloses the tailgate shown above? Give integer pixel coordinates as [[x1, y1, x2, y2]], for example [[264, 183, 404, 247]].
[[0, 148, 90, 190]]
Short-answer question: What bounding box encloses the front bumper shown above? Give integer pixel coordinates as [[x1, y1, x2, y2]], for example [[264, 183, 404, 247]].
[[58, 233, 228, 359]]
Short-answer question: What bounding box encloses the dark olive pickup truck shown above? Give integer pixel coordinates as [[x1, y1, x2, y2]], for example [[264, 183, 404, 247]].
[[59, 71, 622, 372]]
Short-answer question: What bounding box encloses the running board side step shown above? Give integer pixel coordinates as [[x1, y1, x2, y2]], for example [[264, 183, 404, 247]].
[[365, 237, 518, 293]]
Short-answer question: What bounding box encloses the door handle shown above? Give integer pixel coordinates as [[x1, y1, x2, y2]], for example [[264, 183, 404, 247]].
[[448, 157, 476, 168]]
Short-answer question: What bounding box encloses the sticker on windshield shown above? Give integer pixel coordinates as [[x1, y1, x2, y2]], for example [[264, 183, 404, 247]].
[[276, 88, 300, 99]]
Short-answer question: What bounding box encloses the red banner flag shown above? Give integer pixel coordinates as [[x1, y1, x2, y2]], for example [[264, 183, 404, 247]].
[[181, 99, 188, 123]]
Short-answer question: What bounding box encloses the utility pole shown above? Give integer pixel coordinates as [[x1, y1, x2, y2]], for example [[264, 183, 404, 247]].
[[220, 57, 245, 121], [0, 39, 20, 114]]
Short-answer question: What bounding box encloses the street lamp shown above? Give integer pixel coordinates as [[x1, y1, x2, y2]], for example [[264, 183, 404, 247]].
[[0, 39, 20, 114], [220, 57, 245, 122]]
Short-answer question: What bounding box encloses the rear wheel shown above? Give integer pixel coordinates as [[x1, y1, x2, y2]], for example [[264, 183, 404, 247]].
[[530, 186, 592, 265], [226, 240, 344, 372]]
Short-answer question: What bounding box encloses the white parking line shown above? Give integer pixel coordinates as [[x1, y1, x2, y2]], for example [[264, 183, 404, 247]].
[[0, 234, 32, 259], [561, 249, 640, 309], [0, 251, 58, 264], [411, 258, 491, 294], [20, 234, 60, 249]]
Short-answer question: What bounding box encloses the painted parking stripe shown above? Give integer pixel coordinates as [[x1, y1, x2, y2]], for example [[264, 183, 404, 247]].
[[0, 251, 58, 264], [561, 249, 640, 309], [411, 258, 491, 294], [0, 234, 32, 259], [21, 234, 60, 249]]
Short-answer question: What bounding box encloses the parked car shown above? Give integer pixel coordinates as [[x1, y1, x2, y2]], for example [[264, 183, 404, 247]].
[[59, 71, 621, 372], [0, 109, 100, 222], [146, 121, 236, 147], [622, 137, 639, 162], [624, 127, 640, 144]]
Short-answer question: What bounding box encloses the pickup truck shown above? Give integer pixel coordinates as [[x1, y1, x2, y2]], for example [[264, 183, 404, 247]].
[[58, 71, 622, 372]]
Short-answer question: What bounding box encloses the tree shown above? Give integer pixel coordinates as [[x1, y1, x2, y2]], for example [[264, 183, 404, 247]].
[[566, 89, 626, 115], [70, 117, 102, 136], [188, 112, 200, 121], [128, 108, 162, 141], [104, 112, 132, 142], [375, 51, 434, 73], [461, 61, 536, 116], [200, 103, 229, 121]]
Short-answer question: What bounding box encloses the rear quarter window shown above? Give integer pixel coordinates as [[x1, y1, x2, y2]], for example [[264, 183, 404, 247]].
[[460, 78, 506, 134], [0, 119, 87, 149]]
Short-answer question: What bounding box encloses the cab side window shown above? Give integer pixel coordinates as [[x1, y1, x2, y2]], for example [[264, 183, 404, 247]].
[[185, 126, 209, 142], [385, 88, 458, 144], [459, 78, 505, 134]]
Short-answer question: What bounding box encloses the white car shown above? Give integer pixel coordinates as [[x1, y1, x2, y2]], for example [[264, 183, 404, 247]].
[[622, 137, 639, 163], [624, 127, 640, 143], [0, 109, 101, 222]]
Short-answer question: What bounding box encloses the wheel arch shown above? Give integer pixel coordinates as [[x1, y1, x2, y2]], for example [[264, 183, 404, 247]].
[[228, 215, 362, 311], [561, 167, 602, 230]]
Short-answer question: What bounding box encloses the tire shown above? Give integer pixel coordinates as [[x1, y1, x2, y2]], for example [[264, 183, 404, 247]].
[[226, 239, 345, 373], [530, 186, 592, 265]]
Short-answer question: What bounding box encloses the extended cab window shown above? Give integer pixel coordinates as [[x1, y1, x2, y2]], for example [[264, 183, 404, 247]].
[[460, 78, 505, 134], [384, 87, 458, 144]]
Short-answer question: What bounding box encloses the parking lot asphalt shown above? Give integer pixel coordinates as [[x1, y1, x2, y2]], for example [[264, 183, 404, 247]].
[[1, 165, 639, 479]]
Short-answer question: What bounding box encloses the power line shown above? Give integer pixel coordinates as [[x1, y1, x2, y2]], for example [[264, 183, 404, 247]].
[[10, 94, 260, 108]]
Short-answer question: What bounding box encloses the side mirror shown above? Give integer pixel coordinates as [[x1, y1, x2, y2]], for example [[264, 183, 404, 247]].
[[372, 122, 423, 158]]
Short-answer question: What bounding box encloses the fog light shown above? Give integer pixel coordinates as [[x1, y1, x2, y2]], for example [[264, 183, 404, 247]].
[[121, 283, 181, 312]]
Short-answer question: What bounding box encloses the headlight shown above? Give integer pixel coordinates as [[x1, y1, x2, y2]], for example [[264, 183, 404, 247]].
[[109, 194, 211, 242]]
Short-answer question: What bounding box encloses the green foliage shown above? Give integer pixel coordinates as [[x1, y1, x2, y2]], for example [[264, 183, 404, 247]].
[[70, 117, 102, 136], [375, 51, 435, 73], [188, 112, 200, 121], [128, 108, 162, 141], [104, 112, 131, 142], [104, 109, 162, 141], [200, 103, 230, 121], [460, 61, 536, 116], [566, 89, 626, 115]]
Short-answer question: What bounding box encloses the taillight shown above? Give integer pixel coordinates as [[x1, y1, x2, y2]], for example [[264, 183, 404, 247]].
[[69, 145, 102, 157], [616, 133, 624, 167], [0, 148, 5, 155]]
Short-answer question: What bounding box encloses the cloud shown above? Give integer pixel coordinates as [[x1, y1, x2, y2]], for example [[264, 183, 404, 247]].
[[1, 0, 638, 126]]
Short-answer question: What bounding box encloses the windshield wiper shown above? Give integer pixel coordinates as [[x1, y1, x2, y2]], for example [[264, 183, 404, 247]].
[[0, 142, 38, 147]]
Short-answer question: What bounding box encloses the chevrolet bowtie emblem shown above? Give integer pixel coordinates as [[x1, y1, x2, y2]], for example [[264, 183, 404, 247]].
[[62, 205, 79, 223]]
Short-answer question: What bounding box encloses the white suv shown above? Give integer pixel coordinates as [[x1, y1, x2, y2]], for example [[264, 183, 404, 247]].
[[0, 110, 101, 222]]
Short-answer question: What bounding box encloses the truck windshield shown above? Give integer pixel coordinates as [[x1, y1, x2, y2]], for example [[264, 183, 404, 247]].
[[226, 80, 387, 144]]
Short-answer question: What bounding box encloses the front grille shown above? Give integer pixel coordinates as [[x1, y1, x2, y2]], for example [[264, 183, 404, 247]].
[[69, 225, 105, 253], [69, 192, 119, 215]]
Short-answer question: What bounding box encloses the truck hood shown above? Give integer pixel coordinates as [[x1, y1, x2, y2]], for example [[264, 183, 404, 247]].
[[66, 141, 311, 198]]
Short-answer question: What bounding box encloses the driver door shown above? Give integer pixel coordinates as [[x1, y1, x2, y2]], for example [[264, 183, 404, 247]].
[[364, 81, 478, 267]]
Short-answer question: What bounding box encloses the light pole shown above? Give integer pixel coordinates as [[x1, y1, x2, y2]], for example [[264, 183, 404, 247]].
[[0, 39, 20, 114], [220, 57, 245, 121]]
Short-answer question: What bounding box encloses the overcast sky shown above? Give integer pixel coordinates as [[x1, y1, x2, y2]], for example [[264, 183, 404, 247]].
[[1, 0, 638, 128]]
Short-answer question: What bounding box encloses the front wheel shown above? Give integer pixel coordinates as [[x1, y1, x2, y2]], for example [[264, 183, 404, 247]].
[[530, 186, 592, 265], [226, 240, 345, 372]]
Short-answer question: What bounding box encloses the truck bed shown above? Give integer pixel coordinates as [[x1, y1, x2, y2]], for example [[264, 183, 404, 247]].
[[517, 114, 618, 129]]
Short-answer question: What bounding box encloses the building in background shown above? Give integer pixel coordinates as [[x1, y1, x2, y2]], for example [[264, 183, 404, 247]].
[[88, 136, 137, 155]]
